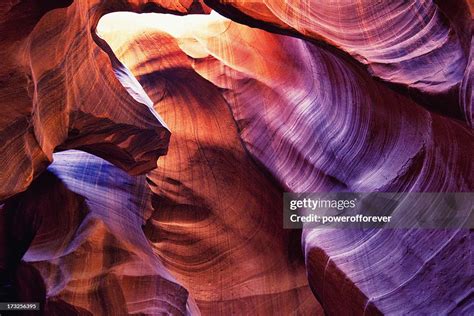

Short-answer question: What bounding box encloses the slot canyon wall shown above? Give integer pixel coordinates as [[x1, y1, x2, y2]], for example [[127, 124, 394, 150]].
[[0, 0, 472, 315]]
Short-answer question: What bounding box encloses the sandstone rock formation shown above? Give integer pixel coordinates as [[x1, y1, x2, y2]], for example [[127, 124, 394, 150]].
[[1, 0, 472, 315], [4, 150, 197, 314], [0, 0, 212, 200], [98, 14, 322, 314], [98, 11, 473, 315], [207, 0, 473, 124]]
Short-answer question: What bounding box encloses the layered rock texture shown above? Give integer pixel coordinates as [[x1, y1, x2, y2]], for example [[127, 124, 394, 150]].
[[1, 0, 472, 315]]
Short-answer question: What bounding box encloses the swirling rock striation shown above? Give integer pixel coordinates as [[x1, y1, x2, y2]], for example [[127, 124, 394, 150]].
[[0, 1, 205, 313], [98, 13, 322, 315], [206, 0, 473, 124], [0, 1, 472, 316], [99, 12, 473, 315], [0, 0, 212, 200], [3, 150, 197, 315]]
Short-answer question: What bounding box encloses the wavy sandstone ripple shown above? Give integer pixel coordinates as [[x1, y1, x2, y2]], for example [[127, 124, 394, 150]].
[[98, 14, 322, 315], [0, 0, 213, 200], [206, 0, 473, 125], [0, 1, 472, 315], [99, 12, 473, 315], [3, 150, 196, 314]]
